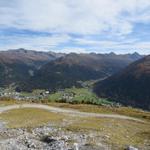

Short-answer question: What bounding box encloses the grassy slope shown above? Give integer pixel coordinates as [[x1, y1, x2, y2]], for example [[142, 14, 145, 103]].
[[0, 99, 150, 121], [48, 102, 150, 121], [66, 117, 150, 149], [0, 107, 149, 149], [0, 108, 65, 128], [0, 99, 28, 106]]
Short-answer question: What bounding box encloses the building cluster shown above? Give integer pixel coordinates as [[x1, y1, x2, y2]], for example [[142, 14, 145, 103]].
[[56, 90, 76, 103], [0, 88, 50, 101]]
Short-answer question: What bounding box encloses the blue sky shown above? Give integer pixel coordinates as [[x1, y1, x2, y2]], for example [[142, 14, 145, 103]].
[[0, 0, 150, 54]]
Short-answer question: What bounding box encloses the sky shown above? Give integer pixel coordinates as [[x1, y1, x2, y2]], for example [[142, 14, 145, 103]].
[[0, 0, 150, 54]]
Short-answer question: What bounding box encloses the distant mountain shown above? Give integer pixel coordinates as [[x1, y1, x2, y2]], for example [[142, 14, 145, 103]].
[[94, 55, 150, 110], [0, 48, 63, 88], [0, 48, 64, 68], [20, 52, 144, 91]]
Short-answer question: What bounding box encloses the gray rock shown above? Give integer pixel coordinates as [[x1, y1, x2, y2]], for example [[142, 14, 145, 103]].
[[126, 145, 138, 150], [28, 142, 36, 148]]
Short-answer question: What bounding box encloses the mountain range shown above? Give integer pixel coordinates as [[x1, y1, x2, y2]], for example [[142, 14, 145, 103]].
[[15, 50, 143, 91], [94, 55, 150, 109], [0, 48, 64, 88], [1, 48, 149, 109]]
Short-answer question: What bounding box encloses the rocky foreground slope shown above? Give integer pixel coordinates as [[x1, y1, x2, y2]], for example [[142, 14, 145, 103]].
[[0, 104, 149, 150], [0, 125, 109, 150], [0, 122, 146, 150]]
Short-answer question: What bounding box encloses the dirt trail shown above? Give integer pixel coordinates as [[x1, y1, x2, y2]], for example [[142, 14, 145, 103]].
[[0, 104, 145, 122]]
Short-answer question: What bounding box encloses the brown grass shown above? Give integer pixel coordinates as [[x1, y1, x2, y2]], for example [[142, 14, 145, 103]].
[[0, 108, 65, 128], [48, 102, 150, 121], [65, 117, 150, 149]]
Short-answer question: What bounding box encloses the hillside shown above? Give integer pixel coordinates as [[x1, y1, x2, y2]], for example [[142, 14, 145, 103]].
[[20, 52, 143, 91], [0, 49, 62, 88], [0, 48, 62, 68], [94, 55, 150, 110]]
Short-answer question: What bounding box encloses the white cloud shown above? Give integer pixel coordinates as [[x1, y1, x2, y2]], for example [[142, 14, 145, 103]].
[[73, 37, 150, 54], [0, 0, 149, 35], [0, 34, 71, 51], [0, 0, 150, 54], [55, 47, 87, 54]]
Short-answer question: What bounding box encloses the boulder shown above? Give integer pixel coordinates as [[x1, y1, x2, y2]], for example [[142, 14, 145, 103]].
[[126, 145, 138, 150]]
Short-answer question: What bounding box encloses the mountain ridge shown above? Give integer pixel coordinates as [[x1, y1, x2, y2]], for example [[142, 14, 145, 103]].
[[18, 51, 144, 91], [94, 55, 150, 110], [0, 49, 64, 88], [0, 48, 145, 91]]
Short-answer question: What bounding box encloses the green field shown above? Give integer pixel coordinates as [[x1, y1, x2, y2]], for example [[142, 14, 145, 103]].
[[48, 87, 113, 105]]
